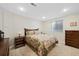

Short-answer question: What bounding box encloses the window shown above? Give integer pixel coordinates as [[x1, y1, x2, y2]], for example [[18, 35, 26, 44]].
[[52, 20, 63, 32]]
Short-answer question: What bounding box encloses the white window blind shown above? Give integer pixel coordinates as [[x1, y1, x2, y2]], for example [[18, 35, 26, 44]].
[[52, 20, 63, 32]]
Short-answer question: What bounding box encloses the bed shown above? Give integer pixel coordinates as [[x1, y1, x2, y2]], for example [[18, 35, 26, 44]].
[[24, 28, 58, 56]]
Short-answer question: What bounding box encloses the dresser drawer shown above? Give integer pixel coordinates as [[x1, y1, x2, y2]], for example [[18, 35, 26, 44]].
[[15, 39, 24, 42], [66, 41, 79, 48], [66, 38, 79, 43], [15, 41, 24, 45]]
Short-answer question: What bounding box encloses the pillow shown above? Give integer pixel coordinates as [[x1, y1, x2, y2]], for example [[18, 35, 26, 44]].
[[34, 31, 40, 34], [26, 31, 35, 35]]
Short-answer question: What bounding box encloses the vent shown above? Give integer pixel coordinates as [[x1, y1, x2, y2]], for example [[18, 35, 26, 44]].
[[30, 3, 37, 7]]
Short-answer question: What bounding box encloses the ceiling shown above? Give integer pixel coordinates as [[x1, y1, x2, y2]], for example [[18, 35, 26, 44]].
[[0, 3, 79, 21]]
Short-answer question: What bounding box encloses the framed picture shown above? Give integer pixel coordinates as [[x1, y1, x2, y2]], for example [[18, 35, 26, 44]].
[[70, 21, 77, 26]]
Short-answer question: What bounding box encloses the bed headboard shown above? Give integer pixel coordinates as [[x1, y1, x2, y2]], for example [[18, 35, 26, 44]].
[[24, 28, 39, 36]]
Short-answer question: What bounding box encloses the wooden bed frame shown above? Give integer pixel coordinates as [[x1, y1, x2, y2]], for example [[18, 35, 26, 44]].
[[24, 28, 58, 56]]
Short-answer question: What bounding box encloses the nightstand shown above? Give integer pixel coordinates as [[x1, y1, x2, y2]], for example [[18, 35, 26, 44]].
[[14, 36, 25, 48]]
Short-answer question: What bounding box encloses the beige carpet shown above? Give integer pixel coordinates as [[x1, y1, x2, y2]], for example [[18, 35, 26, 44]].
[[48, 44, 79, 56], [9, 45, 37, 56], [9, 43, 79, 56]]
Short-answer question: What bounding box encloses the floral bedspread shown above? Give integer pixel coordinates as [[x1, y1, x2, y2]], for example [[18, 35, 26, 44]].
[[25, 34, 58, 56]]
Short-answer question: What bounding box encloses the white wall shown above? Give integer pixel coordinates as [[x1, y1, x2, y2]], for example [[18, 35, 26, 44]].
[[3, 10, 42, 38], [64, 15, 79, 30], [0, 8, 42, 47], [0, 9, 3, 30]]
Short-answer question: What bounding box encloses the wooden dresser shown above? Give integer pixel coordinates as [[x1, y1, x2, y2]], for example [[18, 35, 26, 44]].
[[14, 36, 25, 48], [0, 38, 9, 56], [65, 30, 79, 48]]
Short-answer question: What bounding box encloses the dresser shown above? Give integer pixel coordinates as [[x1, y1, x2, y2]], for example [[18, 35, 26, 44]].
[[0, 38, 9, 56], [65, 30, 79, 48], [14, 36, 25, 48]]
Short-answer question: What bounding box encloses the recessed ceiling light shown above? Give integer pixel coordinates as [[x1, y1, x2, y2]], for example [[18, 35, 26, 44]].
[[42, 16, 46, 19], [63, 8, 68, 12], [19, 7, 24, 11]]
